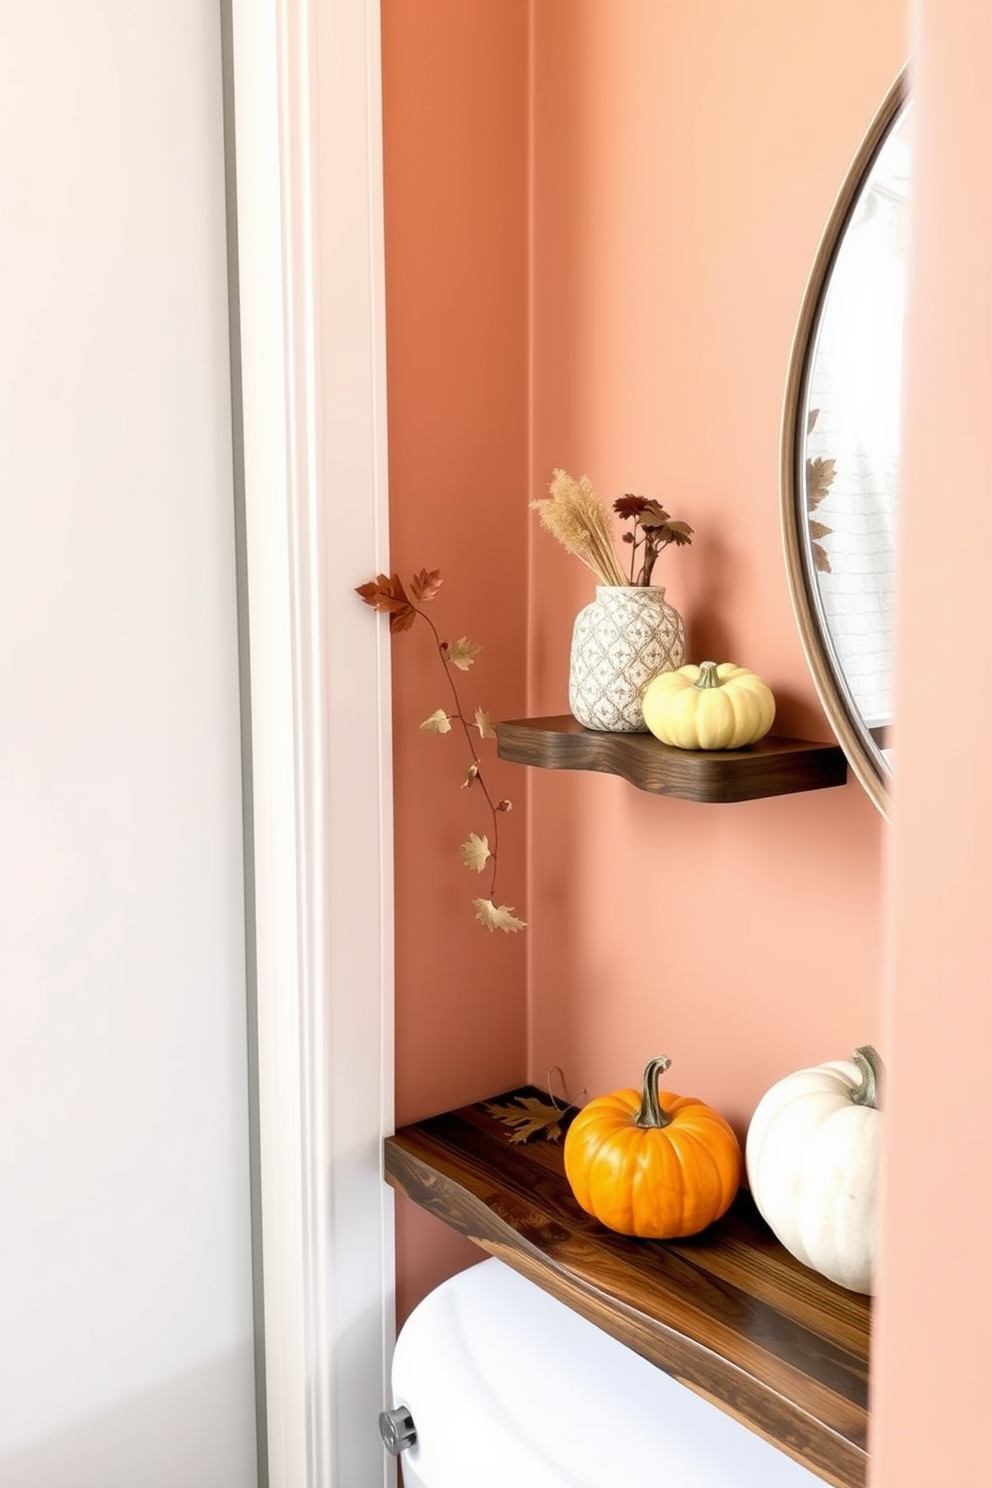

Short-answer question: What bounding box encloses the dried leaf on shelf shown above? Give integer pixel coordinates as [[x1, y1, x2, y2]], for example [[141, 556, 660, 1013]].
[[485, 1095, 565, 1143]]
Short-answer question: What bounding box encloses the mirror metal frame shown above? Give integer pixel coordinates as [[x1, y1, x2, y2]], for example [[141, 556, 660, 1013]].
[[780, 66, 909, 823]]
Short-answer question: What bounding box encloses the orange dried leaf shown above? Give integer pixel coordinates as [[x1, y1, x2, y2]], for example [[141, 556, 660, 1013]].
[[410, 568, 443, 603], [389, 606, 417, 633], [355, 574, 397, 610], [355, 573, 416, 631]]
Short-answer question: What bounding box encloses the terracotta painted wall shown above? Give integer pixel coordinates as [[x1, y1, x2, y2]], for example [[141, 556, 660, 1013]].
[[381, 0, 531, 1321], [383, 3, 992, 1483], [528, 1, 903, 1132], [381, 0, 909, 1370]]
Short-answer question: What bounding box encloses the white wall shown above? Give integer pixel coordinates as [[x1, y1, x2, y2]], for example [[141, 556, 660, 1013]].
[[0, 4, 257, 1484]]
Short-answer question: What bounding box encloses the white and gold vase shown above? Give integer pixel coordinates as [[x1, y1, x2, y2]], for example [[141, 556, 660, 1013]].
[[568, 585, 685, 732]]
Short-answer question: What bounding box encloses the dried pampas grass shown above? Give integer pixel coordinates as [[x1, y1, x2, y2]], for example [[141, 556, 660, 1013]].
[[531, 470, 628, 587]]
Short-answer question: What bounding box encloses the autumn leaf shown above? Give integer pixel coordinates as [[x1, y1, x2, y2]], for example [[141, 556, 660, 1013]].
[[635, 507, 674, 532], [473, 898, 526, 933], [806, 456, 836, 511], [354, 573, 416, 632], [807, 407, 821, 435], [659, 519, 694, 545], [355, 573, 395, 610], [485, 1095, 565, 1143], [447, 636, 482, 671], [420, 709, 452, 734], [460, 833, 490, 873], [474, 707, 496, 740], [813, 542, 833, 575], [409, 568, 443, 603], [809, 510, 833, 574]]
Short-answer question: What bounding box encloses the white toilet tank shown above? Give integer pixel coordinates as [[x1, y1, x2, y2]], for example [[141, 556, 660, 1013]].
[[383, 1256, 825, 1488]]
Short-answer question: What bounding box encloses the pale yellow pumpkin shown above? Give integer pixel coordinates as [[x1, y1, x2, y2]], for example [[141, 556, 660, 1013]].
[[642, 660, 775, 750]]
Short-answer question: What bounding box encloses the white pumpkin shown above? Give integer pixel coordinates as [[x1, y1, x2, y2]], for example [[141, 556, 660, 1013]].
[[745, 1046, 882, 1294]]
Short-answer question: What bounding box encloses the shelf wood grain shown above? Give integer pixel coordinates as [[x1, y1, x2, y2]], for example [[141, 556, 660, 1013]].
[[496, 715, 847, 802], [385, 1089, 870, 1488]]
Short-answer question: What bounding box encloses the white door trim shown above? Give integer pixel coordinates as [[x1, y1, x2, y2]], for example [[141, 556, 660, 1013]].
[[224, 2, 394, 1484]]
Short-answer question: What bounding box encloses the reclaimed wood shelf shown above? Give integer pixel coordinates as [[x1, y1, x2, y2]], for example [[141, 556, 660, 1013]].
[[385, 1088, 870, 1488], [496, 715, 847, 802]]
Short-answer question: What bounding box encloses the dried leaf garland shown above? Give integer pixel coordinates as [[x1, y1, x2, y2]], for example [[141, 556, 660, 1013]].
[[356, 567, 525, 932]]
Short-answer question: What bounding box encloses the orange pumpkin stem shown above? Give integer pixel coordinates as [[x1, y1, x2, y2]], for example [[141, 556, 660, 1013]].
[[850, 1045, 883, 1110], [634, 1055, 675, 1129]]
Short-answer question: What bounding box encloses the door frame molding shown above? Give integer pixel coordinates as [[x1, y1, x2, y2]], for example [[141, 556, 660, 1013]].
[[223, 2, 394, 1483]]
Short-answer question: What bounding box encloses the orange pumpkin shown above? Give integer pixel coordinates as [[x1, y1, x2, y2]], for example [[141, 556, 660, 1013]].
[[563, 1056, 742, 1239]]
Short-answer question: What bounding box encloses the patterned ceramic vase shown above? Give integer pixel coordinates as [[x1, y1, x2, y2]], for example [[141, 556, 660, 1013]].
[[568, 585, 685, 732]]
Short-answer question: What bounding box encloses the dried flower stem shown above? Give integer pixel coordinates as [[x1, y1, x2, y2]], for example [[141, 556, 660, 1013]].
[[532, 471, 694, 590], [530, 470, 629, 587], [613, 495, 694, 586]]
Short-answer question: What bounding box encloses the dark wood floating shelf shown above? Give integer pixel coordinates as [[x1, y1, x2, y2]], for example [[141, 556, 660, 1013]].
[[496, 715, 847, 802], [385, 1088, 871, 1488]]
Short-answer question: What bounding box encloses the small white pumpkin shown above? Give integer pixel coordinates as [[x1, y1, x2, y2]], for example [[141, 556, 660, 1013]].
[[745, 1046, 882, 1294]]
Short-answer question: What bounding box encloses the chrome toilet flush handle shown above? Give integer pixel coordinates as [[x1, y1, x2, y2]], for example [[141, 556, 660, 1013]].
[[379, 1405, 417, 1456]]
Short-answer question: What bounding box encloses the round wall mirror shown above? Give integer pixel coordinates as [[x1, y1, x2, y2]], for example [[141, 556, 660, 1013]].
[[781, 69, 910, 821]]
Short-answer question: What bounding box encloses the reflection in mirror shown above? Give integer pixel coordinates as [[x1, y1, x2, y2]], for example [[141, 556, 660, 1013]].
[[781, 70, 910, 820]]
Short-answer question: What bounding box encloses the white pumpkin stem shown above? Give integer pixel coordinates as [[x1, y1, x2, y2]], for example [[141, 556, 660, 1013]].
[[850, 1045, 883, 1110], [694, 661, 721, 690], [635, 1056, 675, 1129]]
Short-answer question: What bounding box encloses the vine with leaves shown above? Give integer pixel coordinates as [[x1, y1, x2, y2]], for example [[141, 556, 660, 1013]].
[[356, 568, 525, 933]]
